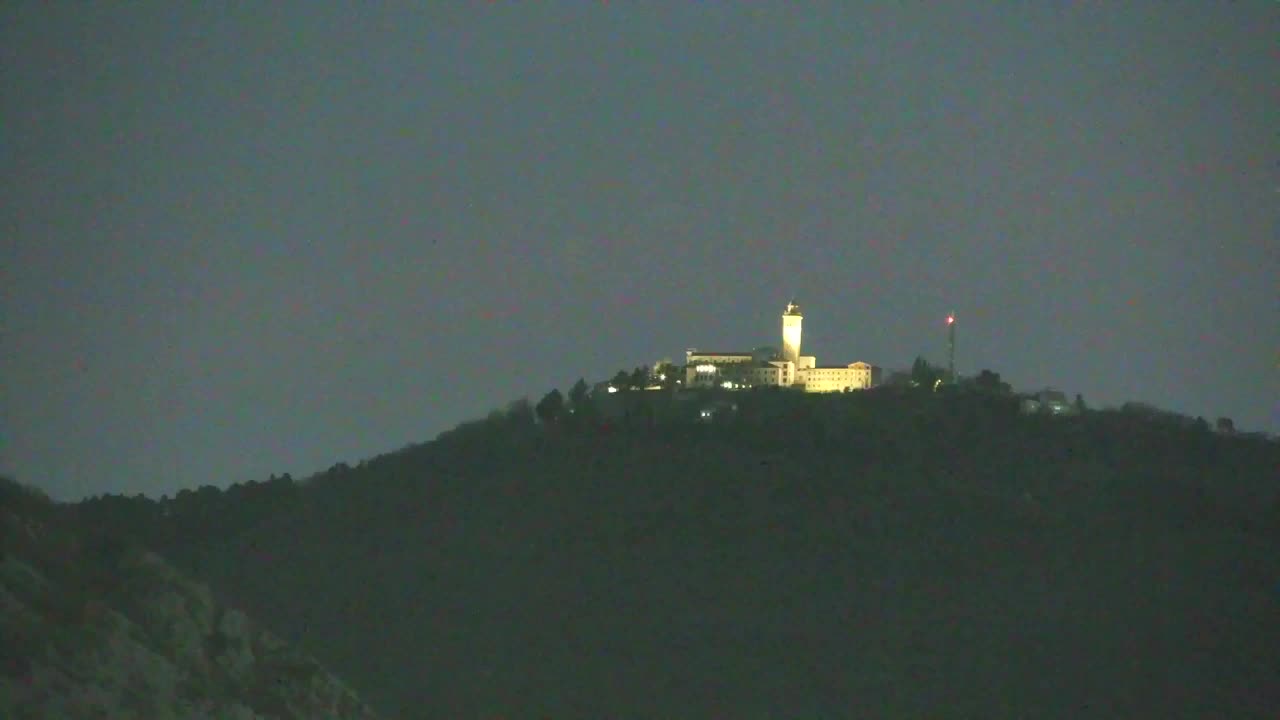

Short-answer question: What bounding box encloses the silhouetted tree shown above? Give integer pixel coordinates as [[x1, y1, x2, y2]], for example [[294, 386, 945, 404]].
[[0, 475, 53, 516], [568, 378, 590, 411], [610, 369, 631, 391], [535, 389, 565, 425], [566, 378, 598, 429], [505, 398, 536, 427], [629, 365, 650, 390], [652, 361, 680, 390], [1215, 417, 1234, 434], [973, 369, 1011, 393], [885, 370, 913, 387], [1075, 393, 1087, 413], [910, 356, 942, 387]]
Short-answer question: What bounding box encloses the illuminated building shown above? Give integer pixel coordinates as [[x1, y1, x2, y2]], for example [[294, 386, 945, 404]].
[[684, 302, 880, 392]]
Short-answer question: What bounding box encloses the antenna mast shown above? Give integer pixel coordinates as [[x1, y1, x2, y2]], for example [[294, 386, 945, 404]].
[[946, 311, 956, 383]]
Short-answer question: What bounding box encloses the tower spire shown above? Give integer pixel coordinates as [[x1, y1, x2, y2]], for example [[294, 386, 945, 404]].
[[781, 299, 803, 366]]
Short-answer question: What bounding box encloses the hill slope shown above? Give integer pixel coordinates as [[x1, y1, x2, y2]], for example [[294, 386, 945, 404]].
[[1, 478, 380, 719], [76, 389, 1280, 717]]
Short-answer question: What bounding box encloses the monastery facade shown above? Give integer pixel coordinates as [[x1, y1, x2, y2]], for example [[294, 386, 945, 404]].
[[684, 302, 882, 393]]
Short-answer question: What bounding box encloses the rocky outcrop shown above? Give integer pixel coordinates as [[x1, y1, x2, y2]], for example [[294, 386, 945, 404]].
[[0, 483, 380, 719]]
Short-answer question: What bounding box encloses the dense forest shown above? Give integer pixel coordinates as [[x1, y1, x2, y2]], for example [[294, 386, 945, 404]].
[[61, 380, 1280, 716], [0, 476, 380, 718]]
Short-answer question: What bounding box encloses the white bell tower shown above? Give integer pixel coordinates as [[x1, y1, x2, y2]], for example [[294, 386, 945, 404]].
[[781, 301, 803, 365]]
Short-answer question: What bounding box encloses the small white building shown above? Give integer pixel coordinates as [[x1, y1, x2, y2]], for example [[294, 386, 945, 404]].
[[802, 361, 883, 393], [1021, 389, 1077, 416]]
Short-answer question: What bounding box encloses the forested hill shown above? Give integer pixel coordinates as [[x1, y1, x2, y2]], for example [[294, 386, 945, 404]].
[[0, 476, 380, 719], [71, 386, 1280, 717]]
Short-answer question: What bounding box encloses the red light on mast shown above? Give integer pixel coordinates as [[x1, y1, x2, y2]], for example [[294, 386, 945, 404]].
[[946, 315, 955, 324]]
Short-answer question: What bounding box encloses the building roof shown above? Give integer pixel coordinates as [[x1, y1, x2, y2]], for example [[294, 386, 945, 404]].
[[686, 350, 754, 358]]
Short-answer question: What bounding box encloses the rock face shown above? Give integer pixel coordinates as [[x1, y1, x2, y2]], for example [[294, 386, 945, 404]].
[[0, 481, 380, 719]]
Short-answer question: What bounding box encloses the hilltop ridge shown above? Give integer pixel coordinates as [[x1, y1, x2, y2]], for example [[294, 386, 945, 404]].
[[69, 385, 1280, 717]]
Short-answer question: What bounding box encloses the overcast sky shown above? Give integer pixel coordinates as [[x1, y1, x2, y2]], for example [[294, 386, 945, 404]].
[[4, 2, 1277, 500]]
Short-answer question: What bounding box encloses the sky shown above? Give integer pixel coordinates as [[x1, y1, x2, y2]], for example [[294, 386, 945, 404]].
[[3, 2, 1277, 501]]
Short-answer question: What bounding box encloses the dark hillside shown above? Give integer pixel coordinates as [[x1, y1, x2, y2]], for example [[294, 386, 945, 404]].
[[74, 389, 1280, 717], [1, 476, 380, 719]]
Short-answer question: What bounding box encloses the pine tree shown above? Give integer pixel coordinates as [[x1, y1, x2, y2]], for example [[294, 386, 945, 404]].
[[568, 378, 590, 412], [535, 389, 565, 425]]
